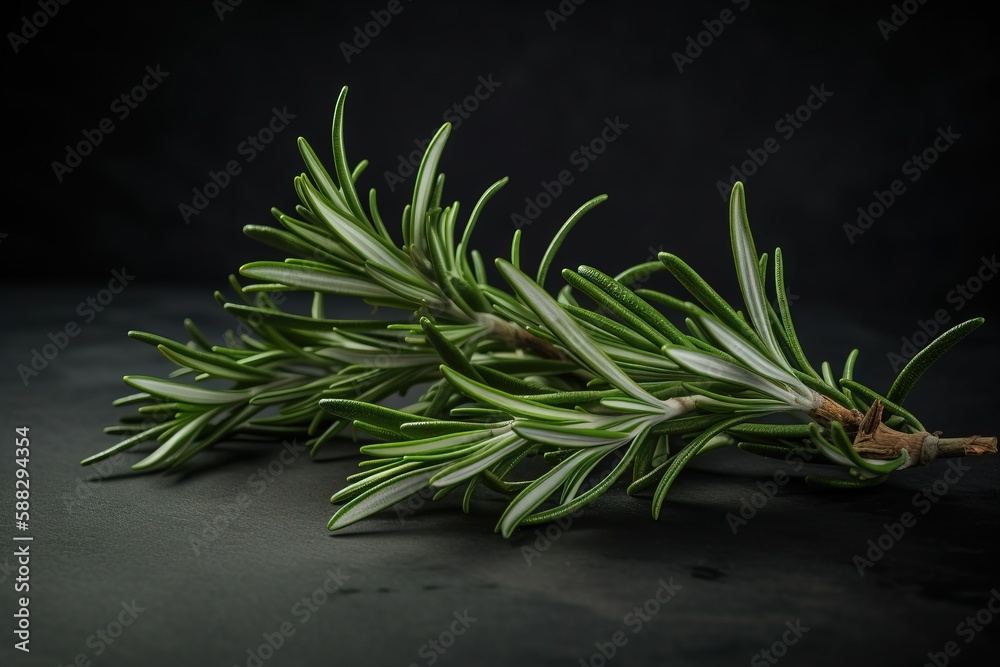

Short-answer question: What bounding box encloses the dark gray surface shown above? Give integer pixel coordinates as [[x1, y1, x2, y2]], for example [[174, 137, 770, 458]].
[[2, 286, 999, 667]]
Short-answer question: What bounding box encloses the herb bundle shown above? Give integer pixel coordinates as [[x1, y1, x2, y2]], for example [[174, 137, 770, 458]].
[[85, 87, 996, 536]]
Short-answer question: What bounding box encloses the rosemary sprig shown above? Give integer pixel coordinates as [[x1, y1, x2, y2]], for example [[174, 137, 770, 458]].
[[87, 86, 996, 537]]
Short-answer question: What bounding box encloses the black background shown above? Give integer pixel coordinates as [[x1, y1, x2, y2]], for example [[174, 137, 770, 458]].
[[3, 1, 1000, 666], [6, 0, 999, 323]]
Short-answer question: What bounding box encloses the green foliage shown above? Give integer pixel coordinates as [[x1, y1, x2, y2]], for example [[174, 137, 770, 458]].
[[90, 87, 986, 537]]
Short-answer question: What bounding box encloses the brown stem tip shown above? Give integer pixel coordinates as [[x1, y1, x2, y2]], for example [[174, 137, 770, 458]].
[[812, 397, 997, 466]]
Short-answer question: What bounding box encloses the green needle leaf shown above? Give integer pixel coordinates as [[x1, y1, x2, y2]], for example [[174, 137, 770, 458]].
[[657, 253, 760, 346], [573, 265, 687, 346], [297, 137, 349, 214], [497, 259, 662, 406], [410, 123, 451, 261], [526, 434, 645, 524], [457, 177, 507, 271], [536, 194, 607, 288], [320, 399, 429, 435], [663, 347, 804, 406], [239, 262, 392, 298], [652, 414, 750, 519], [729, 183, 789, 369], [886, 317, 984, 404], [329, 465, 445, 531], [774, 247, 820, 378], [497, 444, 618, 538], [331, 86, 371, 228], [123, 376, 256, 405], [132, 408, 221, 471], [440, 366, 580, 422]]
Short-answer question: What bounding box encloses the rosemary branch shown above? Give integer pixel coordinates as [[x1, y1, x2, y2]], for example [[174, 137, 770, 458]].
[[87, 86, 996, 538]]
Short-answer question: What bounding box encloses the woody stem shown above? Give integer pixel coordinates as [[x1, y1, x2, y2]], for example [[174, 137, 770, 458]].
[[810, 396, 996, 465]]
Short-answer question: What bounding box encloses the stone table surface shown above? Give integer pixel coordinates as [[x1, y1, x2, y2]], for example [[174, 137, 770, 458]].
[[2, 286, 998, 667]]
